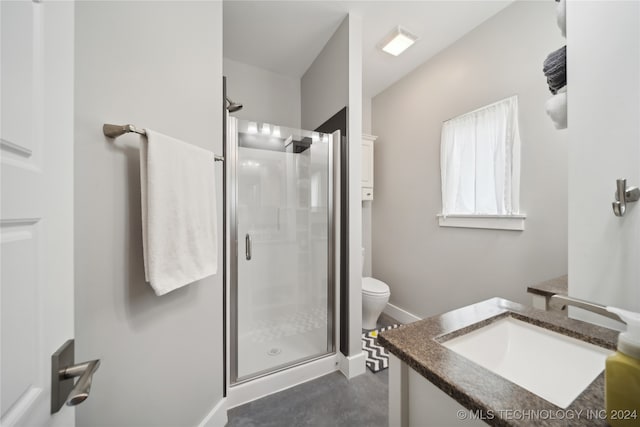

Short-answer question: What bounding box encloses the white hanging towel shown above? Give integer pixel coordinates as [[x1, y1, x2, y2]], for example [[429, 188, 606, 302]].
[[140, 129, 217, 296], [545, 87, 567, 130], [557, 0, 566, 38]]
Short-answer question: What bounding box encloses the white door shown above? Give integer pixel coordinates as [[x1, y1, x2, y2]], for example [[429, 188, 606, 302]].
[[1, 1, 75, 426]]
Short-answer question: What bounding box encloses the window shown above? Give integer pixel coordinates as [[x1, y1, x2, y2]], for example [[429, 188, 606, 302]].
[[439, 96, 525, 230]]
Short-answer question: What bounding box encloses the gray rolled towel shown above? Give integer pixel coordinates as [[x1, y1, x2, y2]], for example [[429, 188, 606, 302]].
[[543, 45, 566, 94]]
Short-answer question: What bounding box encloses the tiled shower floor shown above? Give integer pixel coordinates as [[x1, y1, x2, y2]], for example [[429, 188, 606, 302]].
[[237, 305, 328, 378]]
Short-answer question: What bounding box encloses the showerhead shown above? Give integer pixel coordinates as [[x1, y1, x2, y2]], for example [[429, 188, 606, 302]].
[[226, 96, 243, 113]]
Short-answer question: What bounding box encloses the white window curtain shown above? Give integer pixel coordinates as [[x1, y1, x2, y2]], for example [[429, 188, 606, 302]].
[[440, 96, 521, 216]]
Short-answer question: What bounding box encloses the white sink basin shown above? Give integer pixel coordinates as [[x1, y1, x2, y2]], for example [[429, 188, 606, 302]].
[[442, 317, 613, 408]]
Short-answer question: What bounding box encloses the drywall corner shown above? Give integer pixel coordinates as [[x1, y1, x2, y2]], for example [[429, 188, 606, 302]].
[[347, 12, 363, 358], [301, 16, 349, 131]]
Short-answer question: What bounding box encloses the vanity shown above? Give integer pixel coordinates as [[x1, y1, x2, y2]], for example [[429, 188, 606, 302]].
[[527, 275, 568, 312], [379, 298, 619, 426]]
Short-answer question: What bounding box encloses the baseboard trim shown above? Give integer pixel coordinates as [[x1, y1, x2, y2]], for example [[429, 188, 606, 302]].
[[384, 302, 422, 324], [197, 397, 227, 427], [227, 354, 339, 409], [338, 351, 366, 379]]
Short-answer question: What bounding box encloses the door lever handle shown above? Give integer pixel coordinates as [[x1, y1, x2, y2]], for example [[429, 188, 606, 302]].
[[245, 233, 252, 260], [51, 339, 101, 413], [61, 359, 101, 406]]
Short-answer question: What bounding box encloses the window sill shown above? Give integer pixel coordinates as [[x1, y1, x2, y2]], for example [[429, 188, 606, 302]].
[[437, 214, 526, 231]]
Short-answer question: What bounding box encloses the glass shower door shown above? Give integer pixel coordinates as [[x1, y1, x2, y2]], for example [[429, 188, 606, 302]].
[[231, 119, 333, 382]]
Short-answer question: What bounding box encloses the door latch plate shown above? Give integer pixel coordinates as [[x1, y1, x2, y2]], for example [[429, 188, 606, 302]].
[[51, 339, 75, 413]]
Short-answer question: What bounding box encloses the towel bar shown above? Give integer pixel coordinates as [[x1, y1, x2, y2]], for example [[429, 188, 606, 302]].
[[103, 123, 224, 162]]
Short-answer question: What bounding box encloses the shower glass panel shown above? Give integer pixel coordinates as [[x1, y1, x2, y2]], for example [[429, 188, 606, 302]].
[[231, 119, 334, 383]]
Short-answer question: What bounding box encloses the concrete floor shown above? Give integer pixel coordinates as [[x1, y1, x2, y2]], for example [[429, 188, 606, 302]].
[[227, 314, 398, 427]]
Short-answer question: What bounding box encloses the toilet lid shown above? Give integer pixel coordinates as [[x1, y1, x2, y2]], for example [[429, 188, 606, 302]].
[[362, 277, 390, 295]]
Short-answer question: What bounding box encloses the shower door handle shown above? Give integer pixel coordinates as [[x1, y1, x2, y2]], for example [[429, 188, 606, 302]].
[[245, 233, 252, 260]]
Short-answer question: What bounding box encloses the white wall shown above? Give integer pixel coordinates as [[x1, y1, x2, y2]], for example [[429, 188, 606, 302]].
[[567, 0, 640, 325], [74, 2, 225, 426], [301, 14, 363, 361], [371, 1, 567, 318], [224, 58, 301, 129], [347, 14, 363, 358]]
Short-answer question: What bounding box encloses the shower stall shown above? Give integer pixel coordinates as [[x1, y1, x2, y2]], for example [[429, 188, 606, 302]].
[[227, 117, 337, 384]]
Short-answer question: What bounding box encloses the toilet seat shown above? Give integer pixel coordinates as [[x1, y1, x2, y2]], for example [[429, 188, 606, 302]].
[[362, 277, 390, 296]]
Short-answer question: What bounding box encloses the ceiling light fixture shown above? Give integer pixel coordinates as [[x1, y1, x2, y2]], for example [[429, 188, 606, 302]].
[[380, 26, 418, 56]]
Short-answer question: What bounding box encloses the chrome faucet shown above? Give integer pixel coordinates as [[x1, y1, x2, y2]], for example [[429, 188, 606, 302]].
[[550, 294, 623, 323]]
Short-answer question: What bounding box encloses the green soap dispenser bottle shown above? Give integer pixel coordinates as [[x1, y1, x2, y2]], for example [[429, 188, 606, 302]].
[[605, 307, 640, 427]]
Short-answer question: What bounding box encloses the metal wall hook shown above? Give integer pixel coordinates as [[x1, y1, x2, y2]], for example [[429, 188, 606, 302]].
[[612, 178, 640, 217]]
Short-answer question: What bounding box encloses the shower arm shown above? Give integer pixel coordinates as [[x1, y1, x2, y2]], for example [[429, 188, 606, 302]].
[[226, 96, 243, 112]]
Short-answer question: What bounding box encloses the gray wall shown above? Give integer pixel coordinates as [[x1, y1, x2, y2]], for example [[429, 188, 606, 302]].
[[224, 57, 301, 129], [362, 96, 372, 277], [371, 1, 567, 318], [301, 17, 349, 131], [362, 200, 372, 277], [362, 96, 372, 134], [74, 2, 224, 426]]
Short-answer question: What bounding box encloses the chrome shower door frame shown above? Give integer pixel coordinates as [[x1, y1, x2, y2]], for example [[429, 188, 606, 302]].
[[227, 117, 336, 385]]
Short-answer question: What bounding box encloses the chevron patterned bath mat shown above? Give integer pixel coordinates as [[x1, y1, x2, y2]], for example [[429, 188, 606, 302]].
[[362, 324, 400, 373]]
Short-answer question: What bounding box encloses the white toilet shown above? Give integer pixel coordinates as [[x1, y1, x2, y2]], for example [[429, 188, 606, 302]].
[[361, 248, 391, 330]]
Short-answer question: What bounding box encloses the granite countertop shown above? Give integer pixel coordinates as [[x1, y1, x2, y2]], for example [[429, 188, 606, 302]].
[[378, 297, 619, 427], [527, 275, 568, 297]]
